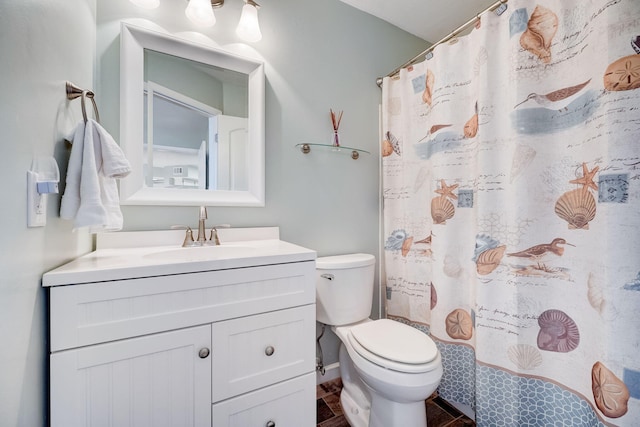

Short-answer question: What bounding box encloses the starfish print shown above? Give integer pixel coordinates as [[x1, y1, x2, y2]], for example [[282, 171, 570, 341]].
[[569, 163, 599, 191], [435, 179, 458, 200]]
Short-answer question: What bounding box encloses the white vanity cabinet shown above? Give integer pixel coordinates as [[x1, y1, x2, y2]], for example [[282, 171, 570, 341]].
[[44, 231, 317, 427]]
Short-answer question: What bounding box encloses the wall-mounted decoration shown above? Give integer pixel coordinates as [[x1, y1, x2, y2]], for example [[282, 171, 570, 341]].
[[296, 109, 369, 160]]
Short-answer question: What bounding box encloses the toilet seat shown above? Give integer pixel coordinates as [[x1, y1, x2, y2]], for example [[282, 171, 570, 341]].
[[347, 319, 439, 373]]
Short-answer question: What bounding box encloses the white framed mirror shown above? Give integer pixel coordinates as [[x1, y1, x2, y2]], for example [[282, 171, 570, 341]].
[[119, 23, 265, 206]]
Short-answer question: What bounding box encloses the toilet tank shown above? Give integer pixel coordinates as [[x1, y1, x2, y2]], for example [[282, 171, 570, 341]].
[[315, 253, 376, 326]]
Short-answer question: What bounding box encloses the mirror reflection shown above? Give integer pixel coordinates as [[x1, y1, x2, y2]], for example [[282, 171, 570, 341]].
[[143, 49, 249, 191]]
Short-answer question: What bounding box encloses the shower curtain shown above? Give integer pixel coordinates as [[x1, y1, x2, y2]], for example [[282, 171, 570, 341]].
[[381, 0, 640, 425]]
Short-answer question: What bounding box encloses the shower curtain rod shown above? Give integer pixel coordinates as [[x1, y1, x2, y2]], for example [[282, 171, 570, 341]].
[[376, 0, 508, 87]]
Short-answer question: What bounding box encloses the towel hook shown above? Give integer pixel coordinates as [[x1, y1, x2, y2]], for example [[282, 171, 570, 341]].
[[66, 81, 100, 124]]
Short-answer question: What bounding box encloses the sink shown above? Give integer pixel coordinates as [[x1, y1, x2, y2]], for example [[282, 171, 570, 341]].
[[143, 245, 256, 262]]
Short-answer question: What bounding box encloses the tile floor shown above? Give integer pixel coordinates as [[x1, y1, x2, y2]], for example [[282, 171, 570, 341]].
[[316, 378, 475, 427]]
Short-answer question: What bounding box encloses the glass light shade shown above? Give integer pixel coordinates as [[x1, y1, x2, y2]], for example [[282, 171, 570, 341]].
[[129, 0, 160, 9], [185, 0, 216, 27], [236, 3, 262, 42]]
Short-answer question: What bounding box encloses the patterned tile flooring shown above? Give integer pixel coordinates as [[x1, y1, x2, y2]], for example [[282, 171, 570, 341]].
[[316, 378, 475, 427]]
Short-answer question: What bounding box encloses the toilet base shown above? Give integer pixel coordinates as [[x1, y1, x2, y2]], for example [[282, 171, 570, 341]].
[[369, 392, 427, 427], [340, 386, 369, 427]]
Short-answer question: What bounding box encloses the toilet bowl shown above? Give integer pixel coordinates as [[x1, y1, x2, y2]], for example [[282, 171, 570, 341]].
[[316, 254, 443, 427]]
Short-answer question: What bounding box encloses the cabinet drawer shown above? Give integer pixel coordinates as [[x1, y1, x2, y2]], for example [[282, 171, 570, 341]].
[[212, 373, 315, 427], [50, 261, 315, 351], [212, 305, 315, 402]]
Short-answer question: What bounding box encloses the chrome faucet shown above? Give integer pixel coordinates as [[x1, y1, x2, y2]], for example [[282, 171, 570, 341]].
[[173, 209, 230, 247], [196, 206, 208, 245]]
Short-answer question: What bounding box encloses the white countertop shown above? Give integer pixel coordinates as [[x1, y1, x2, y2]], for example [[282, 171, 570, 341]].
[[43, 228, 316, 287]]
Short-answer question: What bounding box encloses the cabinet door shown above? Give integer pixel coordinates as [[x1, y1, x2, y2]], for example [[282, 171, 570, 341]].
[[211, 305, 315, 402], [51, 325, 211, 427], [212, 373, 315, 427]]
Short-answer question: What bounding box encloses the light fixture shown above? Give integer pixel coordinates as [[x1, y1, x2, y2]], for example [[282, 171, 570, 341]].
[[129, 0, 160, 9], [131, 0, 263, 42], [236, 0, 262, 42], [185, 0, 218, 28]]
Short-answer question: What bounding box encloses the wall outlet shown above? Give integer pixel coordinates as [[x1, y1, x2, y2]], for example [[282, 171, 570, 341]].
[[27, 171, 46, 227]]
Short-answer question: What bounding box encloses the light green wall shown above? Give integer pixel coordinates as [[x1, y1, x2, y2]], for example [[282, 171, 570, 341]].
[[0, 0, 426, 423], [0, 1, 96, 425]]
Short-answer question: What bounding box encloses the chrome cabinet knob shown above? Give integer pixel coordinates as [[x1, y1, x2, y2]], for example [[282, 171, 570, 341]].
[[266, 421, 275, 427], [264, 345, 275, 356], [198, 348, 210, 359]]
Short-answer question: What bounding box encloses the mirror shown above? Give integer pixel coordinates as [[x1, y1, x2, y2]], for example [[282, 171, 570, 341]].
[[119, 23, 265, 206]]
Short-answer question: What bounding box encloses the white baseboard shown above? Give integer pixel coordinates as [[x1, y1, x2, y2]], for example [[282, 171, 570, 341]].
[[316, 362, 340, 385]]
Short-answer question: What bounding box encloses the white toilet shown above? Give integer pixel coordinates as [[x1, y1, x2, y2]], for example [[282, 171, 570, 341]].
[[316, 253, 443, 427]]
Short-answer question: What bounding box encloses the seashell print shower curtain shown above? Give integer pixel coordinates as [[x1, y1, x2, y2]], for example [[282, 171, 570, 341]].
[[380, 0, 640, 425]]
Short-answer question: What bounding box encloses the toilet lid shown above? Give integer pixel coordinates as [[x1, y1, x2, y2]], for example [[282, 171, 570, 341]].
[[349, 319, 438, 369]]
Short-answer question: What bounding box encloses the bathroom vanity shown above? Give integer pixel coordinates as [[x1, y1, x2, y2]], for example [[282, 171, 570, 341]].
[[43, 228, 316, 427]]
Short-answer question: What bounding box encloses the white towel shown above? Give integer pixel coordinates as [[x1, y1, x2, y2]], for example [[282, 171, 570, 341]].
[[60, 119, 131, 232]]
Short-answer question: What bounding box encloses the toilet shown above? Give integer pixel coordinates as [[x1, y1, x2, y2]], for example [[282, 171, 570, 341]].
[[316, 253, 443, 427]]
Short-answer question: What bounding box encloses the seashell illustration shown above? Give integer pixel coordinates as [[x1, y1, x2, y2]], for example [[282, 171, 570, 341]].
[[382, 139, 394, 157], [472, 233, 500, 262], [464, 113, 479, 138], [519, 5, 558, 64], [537, 309, 580, 353], [587, 272, 606, 313], [592, 361, 630, 418], [603, 55, 640, 92], [430, 283, 437, 310], [401, 236, 414, 257], [623, 271, 640, 291], [385, 229, 407, 250], [508, 344, 543, 370], [443, 255, 463, 278], [446, 308, 473, 340], [510, 144, 536, 183], [476, 245, 506, 275], [633, 36, 640, 54], [382, 131, 401, 157], [431, 196, 455, 225], [422, 69, 435, 106], [554, 188, 596, 230]]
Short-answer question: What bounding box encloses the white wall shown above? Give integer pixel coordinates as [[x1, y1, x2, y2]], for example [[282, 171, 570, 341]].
[[0, 1, 96, 425], [0, 1, 425, 423]]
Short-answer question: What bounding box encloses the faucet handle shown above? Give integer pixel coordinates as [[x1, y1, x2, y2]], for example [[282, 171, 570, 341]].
[[182, 227, 196, 247], [208, 224, 231, 246], [171, 225, 197, 247]]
